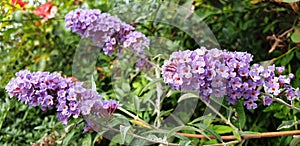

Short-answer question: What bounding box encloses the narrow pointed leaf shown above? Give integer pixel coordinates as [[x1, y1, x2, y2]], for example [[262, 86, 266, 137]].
[[82, 133, 92, 146], [277, 120, 300, 130], [178, 93, 199, 103], [120, 125, 131, 144], [233, 100, 246, 129], [139, 78, 162, 96]]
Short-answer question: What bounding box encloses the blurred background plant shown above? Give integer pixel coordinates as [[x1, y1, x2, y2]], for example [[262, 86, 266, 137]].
[[0, 0, 300, 145]]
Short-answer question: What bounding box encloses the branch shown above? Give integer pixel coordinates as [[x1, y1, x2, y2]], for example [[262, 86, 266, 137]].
[[261, 92, 300, 112], [107, 126, 179, 146], [272, 97, 300, 112], [117, 107, 156, 129], [202, 100, 238, 131], [271, 47, 297, 62], [178, 130, 300, 140], [267, 27, 294, 53]]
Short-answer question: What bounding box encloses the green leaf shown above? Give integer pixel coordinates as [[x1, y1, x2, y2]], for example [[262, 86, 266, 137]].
[[91, 76, 96, 91], [130, 138, 147, 146], [62, 130, 75, 145], [291, 29, 300, 43], [82, 133, 92, 146], [120, 125, 131, 144], [122, 83, 131, 93], [133, 95, 140, 113], [142, 129, 170, 135], [0, 100, 10, 130], [233, 100, 246, 129], [188, 114, 214, 125], [241, 131, 260, 135], [114, 87, 125, 99], [280, 51, 294, 66], [196, 123, 223, 142], [167, 125, 208, 139], [277, 120, 300, 130], [295, 49, 300, 60], [178, 93, 199, 103], [179, 140, 192, 146], [93, 131, 106, 145], [138, 78, 162, 96], [212, 125, 234, 134], [166, 90, 181, 97], [38, 57, 47, 71], [274, 112, 287, 119], [260, 60, 274, 68], [13, 10, 22, 22], [233, 129, 241, 141], [283, 0, 300, 3], [290, 135, 300, 146], [160, 108, 174, 117], [296, 68, 300, 78]]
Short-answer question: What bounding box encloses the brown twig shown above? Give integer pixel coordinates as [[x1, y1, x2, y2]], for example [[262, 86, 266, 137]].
[[267, 28, 294, 53], [177, 130, 300, 140]]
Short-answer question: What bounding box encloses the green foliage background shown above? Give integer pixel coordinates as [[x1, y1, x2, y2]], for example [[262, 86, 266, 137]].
[[0, 0, 300, 145]]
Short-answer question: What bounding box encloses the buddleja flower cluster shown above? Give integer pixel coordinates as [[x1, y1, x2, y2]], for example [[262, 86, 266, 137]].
[[162, 47, 300, 109], [74, 82, 120, 120], [65, 9, 149, 67], [5, 70, 121, 126]]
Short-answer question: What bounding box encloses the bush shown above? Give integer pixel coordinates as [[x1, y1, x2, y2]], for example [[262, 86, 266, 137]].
[[1, 0, 300, 145]]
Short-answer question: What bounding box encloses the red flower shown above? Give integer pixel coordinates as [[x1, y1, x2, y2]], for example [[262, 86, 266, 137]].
[[11, 0, 28, 8], [34, 2, 58, 22]]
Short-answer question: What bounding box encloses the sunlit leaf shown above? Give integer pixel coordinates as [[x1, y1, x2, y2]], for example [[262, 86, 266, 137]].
[[233, 129, 241, 141], [241, 131, 260, 135], [290, 135, 300, 146], [93, 131, 106, 144], [138, 78, 162, 96], [122, 82, 131, 92], [188, 114, 214, 125], [130, 119, 152, 129], [133, 95, 140, 113], [283, 0, 300, 3], [177, 93, 199, 103], [291, 28, 300, 43], [167, 125, 209, 139], [120, 125, 131, 144], [62, 130, 75, 145], [213, 125, 234, 134], [82, 133, 92, 146], [179, 140, 192, 146], [277, 120, 300, 130]]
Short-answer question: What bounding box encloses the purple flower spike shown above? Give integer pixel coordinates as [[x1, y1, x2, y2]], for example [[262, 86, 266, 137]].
[[162, 47, 298, 110], [65, 9, 149, 69], [5, 70, 122, 127]]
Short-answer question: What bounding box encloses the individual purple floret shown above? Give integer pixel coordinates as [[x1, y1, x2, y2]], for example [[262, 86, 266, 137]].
[[162, 47, 299, 110], [263, 96, 273, 106]]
